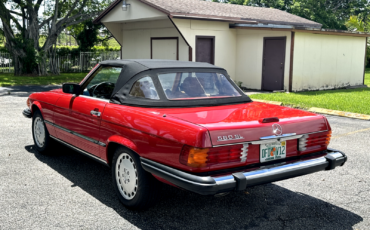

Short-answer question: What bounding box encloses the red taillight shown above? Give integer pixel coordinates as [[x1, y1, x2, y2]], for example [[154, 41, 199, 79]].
[[208, 144, 245, 164], [179, 144, 247, 168], [298, 131, 331, 154]]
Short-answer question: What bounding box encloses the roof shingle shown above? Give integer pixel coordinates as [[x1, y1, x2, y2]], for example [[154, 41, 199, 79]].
[[94, 0, 322, 28], [141, 0, 321, 27]]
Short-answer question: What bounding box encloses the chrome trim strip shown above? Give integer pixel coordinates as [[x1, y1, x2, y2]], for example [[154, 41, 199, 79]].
[[79, 95, 110, 102], [260, 133, 297, 140], [214, 152, 343, 183], [45, 120, 106, 147], [141, 161, 216, 187], [240, 144, 248, 163], [50, 136, 108, 166], [213, 130, 328, 147]]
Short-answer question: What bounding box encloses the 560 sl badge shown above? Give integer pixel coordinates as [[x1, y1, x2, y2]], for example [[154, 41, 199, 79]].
[[217, 134, 244, 142]]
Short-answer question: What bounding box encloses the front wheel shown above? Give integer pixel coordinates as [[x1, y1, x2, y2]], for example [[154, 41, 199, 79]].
[[112, 147, 160, 210], [32, 110, 53, 154]]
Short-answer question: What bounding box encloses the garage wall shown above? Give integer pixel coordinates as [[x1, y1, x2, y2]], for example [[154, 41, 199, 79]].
[[293, 33, 366, 91], [100, 0, 166, 23], [172, 19, 237, 80], [120, 19, 189, 61], [235, 29, 292, 90]]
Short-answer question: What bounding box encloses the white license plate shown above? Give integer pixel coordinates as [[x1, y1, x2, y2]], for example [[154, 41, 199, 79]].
[[260, 141, 287, 163]]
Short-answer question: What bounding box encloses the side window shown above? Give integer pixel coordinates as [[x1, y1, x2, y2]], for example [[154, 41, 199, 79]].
[[129, 76, 159, 100], [82, 66, 122, 99]]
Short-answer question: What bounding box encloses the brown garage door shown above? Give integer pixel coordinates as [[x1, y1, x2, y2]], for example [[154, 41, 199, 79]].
[[262, 37, 286, 91], [196, 36, 215, 64]]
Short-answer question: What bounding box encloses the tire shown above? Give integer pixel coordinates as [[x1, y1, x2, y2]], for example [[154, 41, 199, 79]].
[[112, 146, 161, 210], [32, 110, 53, 154]]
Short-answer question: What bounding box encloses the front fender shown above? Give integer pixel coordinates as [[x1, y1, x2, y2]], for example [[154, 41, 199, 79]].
[[31, 101, 43, 116]]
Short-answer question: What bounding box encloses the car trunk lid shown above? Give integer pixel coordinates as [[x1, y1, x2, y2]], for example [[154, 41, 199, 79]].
[[166, 102, 328, 146]]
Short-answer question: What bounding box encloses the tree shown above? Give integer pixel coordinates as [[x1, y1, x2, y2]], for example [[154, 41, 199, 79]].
[[68, 19, 113, 51], [225, 0, 369, 30], [0, 0, 112, 75]]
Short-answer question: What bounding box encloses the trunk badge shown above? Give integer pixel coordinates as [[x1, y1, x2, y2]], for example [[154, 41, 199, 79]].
[[217, 135, 244, 142], [272, 124, 283, 136]]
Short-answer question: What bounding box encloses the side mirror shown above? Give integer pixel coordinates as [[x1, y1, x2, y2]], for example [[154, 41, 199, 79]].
[[62, 83, 81, 95]]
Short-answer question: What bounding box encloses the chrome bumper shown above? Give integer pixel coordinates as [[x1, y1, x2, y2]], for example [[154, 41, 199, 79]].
[[22, 108, 32, 118], [141, 149, 347, 195]]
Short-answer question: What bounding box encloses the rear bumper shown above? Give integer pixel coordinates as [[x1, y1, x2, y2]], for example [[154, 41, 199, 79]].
[[141, 149, 347, 195], [22, 108, 32, 118]]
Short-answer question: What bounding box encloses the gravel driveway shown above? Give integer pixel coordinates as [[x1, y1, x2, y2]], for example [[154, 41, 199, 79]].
[[0, 86, 369, 229]]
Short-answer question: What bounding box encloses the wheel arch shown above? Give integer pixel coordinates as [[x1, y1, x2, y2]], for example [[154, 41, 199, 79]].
[[106, 135, 138, 166], [31, 101, 43, 117]]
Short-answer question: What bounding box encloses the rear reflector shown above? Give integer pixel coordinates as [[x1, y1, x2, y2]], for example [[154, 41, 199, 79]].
[[259, 117, 279, 123]]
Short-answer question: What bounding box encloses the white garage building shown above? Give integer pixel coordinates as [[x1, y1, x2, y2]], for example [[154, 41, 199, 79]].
[[93, 0, 369, 92]]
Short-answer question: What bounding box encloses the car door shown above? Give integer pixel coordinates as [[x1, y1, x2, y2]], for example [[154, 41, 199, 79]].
[[53, 66, 122, 156]]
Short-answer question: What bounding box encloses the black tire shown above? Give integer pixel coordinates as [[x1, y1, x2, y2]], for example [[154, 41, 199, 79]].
[[32, 110, 53, 154], [112, 146, 161, 210]]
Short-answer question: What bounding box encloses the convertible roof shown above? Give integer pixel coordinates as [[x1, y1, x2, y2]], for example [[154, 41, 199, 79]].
[[100, 59, 224, 70], [97, 59, 251, 107]]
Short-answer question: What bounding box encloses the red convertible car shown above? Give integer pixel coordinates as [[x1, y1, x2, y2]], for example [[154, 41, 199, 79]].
[[23, 60, 347, 210]]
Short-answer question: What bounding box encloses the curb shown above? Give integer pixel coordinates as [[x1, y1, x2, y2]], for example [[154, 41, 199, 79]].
[[308, 107, 370, 121], [252, 99, 282, 106], [0, 88, 11, 96], [253, 99, 370, 121]]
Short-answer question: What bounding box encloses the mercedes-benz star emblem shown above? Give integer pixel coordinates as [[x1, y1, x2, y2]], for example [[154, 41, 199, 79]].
[[272, 124, 283, 136]]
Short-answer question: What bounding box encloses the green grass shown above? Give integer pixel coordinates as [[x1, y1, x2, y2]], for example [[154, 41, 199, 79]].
[[0, 72, 87, 87], [250, 69, 370, 115]]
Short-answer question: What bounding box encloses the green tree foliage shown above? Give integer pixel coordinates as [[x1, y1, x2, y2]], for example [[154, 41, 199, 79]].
[[68, 20, 113, 52], [0, 0, 113, 75], [222, 0, 369, 30]]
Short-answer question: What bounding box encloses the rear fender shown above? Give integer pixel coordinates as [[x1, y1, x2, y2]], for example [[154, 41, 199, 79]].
[[105, 135, 138, 164]]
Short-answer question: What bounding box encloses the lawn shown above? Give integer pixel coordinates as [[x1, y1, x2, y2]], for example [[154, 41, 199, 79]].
[[0, 72, 87, 87], [250, 69, 370, 115]]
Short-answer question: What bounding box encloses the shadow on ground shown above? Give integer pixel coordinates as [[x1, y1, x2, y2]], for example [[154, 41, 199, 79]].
[[25, 144, 362, 230]]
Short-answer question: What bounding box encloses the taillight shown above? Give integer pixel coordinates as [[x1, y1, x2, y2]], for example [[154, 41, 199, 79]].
[[179, 146, 208, 168], [298, 131, 331, 154], [180, 144, 247, 168]]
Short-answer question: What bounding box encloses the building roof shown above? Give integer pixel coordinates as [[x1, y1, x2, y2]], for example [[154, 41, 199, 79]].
[[94, 0, 322, 28], [100, 59, 224, 70]]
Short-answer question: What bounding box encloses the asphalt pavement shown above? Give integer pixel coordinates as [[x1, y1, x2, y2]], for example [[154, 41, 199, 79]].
[[0, 86, 369, 229]]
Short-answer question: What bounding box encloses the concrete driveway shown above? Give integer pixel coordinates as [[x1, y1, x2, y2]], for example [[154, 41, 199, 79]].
[[0, 87, 369, 229]]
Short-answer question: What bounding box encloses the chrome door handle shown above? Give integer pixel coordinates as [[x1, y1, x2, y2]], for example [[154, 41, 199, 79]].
[[90, 110, 101, 117]]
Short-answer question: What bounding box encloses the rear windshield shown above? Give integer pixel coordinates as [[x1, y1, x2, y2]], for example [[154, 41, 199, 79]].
[[158, 72, 241, 100]]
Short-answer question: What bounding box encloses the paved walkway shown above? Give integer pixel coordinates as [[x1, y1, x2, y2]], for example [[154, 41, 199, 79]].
[[0, 85, 61, 97]]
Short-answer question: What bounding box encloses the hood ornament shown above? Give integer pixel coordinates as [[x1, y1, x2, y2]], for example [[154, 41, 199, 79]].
[[272, 124, 283, 136]]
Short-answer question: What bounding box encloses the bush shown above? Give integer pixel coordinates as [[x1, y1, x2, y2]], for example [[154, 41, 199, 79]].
[[0, 46, 7, 52]]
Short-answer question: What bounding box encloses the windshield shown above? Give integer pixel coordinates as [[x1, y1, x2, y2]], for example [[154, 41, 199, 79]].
[[158, 72, 241, 100]]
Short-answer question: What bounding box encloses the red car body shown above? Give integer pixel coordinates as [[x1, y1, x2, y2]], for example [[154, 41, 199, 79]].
[[23, 60, 346, 208]]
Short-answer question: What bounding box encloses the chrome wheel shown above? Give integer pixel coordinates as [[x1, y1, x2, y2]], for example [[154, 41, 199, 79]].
[[33, 117, 45, 148], [115, 153, 138, 200]]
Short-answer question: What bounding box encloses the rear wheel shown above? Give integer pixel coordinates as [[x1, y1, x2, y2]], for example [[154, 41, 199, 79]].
[[112, 146, 160, 210], [32, 110, 53, 154]]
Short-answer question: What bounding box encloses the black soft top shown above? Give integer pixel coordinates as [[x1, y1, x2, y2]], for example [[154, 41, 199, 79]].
[[98, 59, 251, 107], [100, 59, 225, 70]]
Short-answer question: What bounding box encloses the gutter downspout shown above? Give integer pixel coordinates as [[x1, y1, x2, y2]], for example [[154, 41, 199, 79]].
[[288, 31, 295, 92]]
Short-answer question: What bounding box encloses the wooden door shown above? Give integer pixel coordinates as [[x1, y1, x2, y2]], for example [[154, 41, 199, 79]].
[[196, 36, 215, 64], [151, 37, 178, 60], [262, 37, 286, 91]]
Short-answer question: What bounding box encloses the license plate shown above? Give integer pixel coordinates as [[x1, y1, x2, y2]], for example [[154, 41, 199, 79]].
[[260, 141, 286, 163]]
